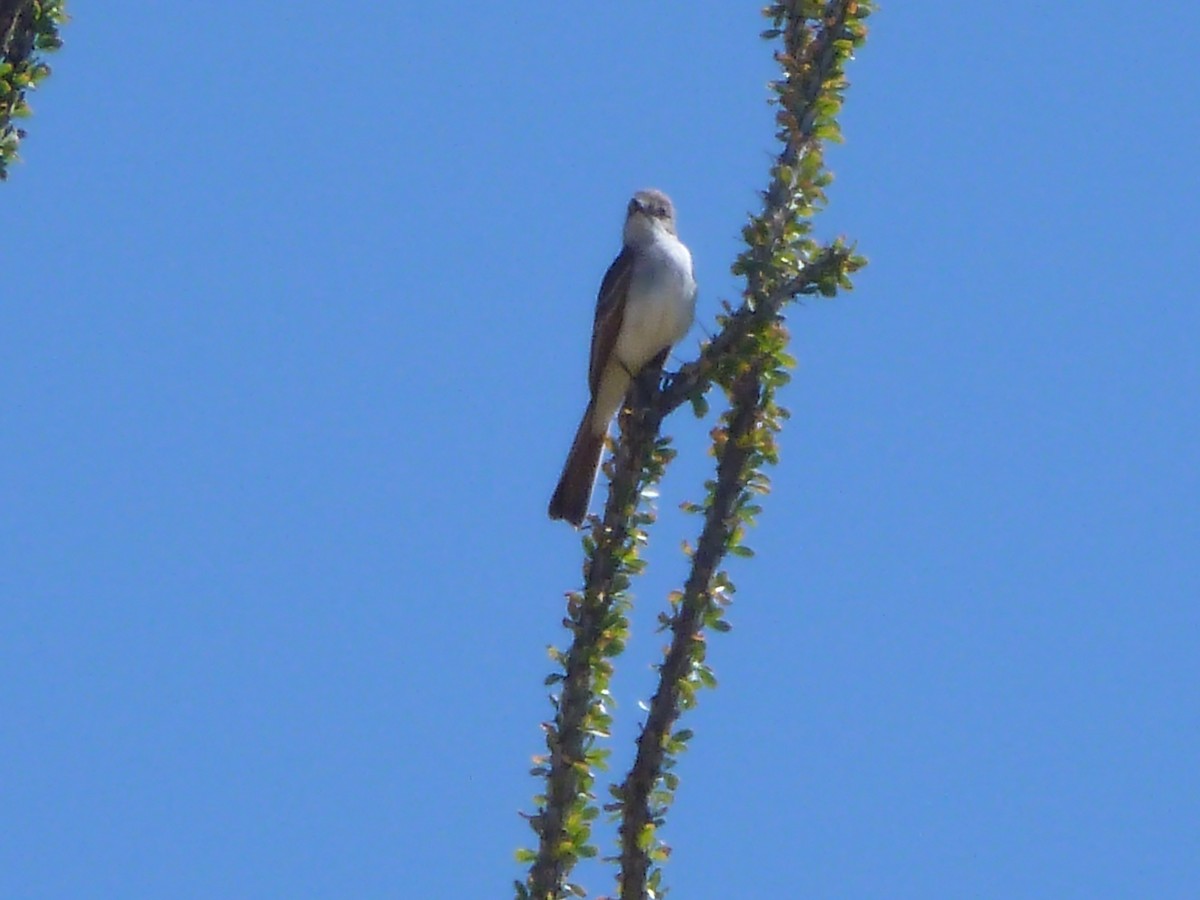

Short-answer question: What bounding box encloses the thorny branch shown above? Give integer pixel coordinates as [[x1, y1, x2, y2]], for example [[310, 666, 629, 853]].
[[522, 3, 870, 897]]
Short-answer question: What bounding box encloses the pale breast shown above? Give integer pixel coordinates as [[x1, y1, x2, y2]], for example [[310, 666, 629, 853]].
[[615, 236, 697, 370]]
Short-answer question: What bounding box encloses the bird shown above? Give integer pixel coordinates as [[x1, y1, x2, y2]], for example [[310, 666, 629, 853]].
[[548, 188, 697, 526]]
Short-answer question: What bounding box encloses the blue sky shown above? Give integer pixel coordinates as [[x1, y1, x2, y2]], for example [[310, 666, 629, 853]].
[[4, 3, 1198, 898]]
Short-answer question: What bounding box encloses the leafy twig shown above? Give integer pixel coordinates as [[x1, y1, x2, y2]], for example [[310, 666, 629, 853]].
[[522, 388, 671, 900], [520, 3, 872, 897], [612, 2, 873, 895], [0, 0, 67, 180]]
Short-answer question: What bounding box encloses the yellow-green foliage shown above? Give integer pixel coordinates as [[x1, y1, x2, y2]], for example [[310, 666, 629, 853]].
[[1, 0, 68, 179]]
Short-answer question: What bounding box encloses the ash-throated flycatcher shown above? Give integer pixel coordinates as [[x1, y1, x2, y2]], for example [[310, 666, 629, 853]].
[[548, 189, 697, 526]]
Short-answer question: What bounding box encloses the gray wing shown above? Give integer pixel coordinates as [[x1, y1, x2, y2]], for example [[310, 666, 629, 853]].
[[587, 246, 634, 398]]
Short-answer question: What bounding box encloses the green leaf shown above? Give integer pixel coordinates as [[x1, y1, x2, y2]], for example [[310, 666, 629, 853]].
[[637, 823, 655, 850]]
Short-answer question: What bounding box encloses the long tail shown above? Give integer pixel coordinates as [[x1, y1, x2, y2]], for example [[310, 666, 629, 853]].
[[548, 403, 605, 527]]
